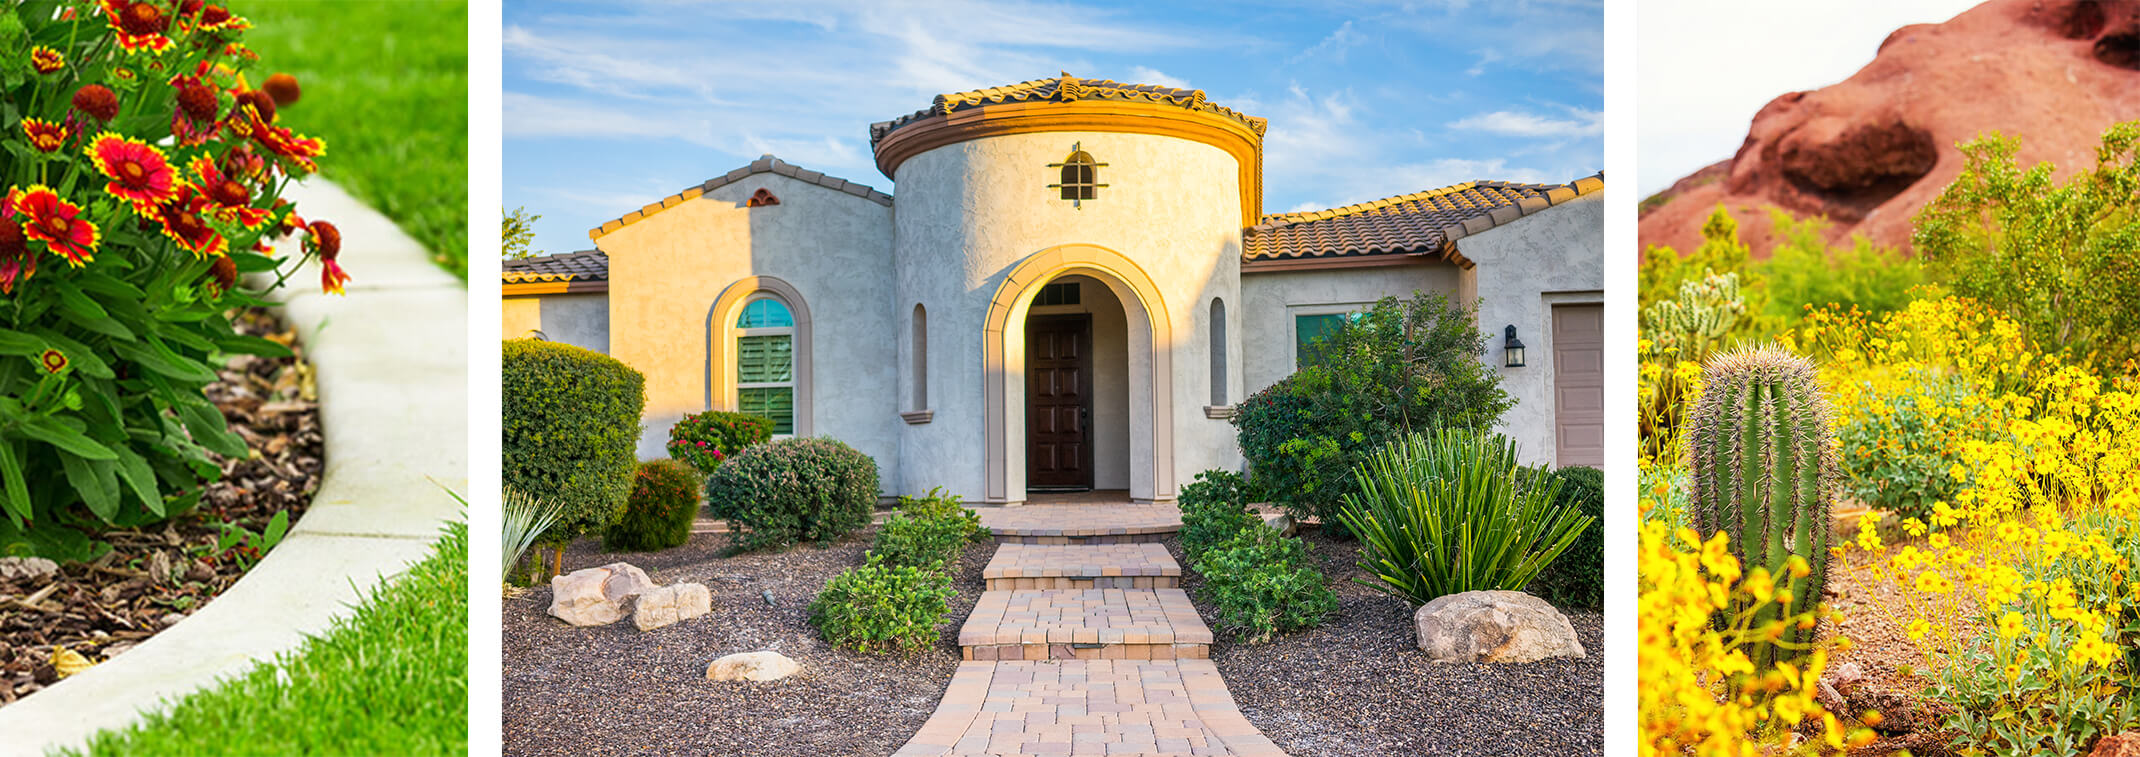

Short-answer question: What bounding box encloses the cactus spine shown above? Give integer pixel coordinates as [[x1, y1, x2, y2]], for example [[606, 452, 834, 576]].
[[1685, 345, 1835, 669]]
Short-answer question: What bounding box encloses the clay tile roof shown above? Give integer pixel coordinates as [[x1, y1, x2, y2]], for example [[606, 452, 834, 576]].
[[587, 155, 892, 241], [502, 249, 608, 284], [870, 72, 1268, 146], [1243, 173, 1604, 269]]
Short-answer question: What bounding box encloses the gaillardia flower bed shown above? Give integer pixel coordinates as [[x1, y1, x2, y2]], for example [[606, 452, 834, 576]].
[[0, 0, 345, 561]]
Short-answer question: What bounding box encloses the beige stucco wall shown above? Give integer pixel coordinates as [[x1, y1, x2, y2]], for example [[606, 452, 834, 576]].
[[501, 293, 610, 354], [1458, 191, 1606, 467], [1237, 263, 1465, 397], [891, 130, 1243, 503], [600, 172, 898, 474]]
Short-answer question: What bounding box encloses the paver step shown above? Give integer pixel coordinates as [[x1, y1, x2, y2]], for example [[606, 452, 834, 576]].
[[959, 588, 1212, 661], [983, 544, 1181, 590], [974, 504, 1184, 545], [890, 660, 1287, 756]]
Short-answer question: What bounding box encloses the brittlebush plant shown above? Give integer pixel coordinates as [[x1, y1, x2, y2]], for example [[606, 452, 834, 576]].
[[1, 0, 348, 561]]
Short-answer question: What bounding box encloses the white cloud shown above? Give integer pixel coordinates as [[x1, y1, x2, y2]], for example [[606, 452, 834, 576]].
[[1448, 108, 1602, 138], [1290, 21, 1366, 64], [1127, 66, 1189, 90]]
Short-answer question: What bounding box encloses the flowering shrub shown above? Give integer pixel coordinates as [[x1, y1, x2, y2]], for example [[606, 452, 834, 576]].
[[1637, 516, 1871, 755], [0, 1, 347, 560], [601, 459, 700, 553], [665, 409, 772, 475], [1834, 374, 1999, 524]]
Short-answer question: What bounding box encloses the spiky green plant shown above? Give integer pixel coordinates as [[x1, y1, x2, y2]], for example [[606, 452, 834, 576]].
[[502, 486, 566, 582], [1336, 428, 1593, 605], [1685, 345, 1837, 668], [1642, 269, 1746, 362]]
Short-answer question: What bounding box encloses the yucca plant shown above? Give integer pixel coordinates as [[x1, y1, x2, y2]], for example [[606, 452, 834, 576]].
[[1685, 345, 1836, 668], [1335, 428, 1593, 605], [502, 486, 566, 582]]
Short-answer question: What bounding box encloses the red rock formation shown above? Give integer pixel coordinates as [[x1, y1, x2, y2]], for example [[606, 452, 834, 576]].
[[1641, 0, 2140, 256]]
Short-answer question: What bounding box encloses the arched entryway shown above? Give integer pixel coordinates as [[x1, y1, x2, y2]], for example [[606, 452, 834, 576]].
[[982, 245, 1174, 506]]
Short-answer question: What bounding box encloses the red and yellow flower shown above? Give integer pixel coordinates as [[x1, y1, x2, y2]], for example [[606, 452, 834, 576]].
[[30, 46, 64, 74], [0, 215, 34, 294], [38, 349, 68, 374], [4, 186, 100, 268], [153, 186, 228, 260], [21, 119, 68, 153], [187, 155, 269, 228], [168, 68, 224, 145], [86, 134, 180, 216], [100, 0, 176, 54], [228, 100, 324, 173], [175, 0, 249, 33], [305, 220, 348, 295]]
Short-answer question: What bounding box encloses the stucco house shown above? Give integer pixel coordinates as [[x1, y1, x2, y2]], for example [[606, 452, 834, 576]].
[[503, 74, 1604, 506]]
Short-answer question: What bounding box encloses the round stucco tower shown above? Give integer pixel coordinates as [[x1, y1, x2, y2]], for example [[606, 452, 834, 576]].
[[875, 75, 1265, 505]]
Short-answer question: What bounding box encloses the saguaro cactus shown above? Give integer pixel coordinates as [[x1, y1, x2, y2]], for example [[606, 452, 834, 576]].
[[1685, 345, 1836, 668]]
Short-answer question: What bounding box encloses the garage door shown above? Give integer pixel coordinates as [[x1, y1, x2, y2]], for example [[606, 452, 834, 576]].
[[1553, 303, 1604, 468]]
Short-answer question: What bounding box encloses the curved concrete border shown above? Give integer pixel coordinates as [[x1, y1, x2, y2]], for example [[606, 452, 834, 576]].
[[0, 178, 467, 757]]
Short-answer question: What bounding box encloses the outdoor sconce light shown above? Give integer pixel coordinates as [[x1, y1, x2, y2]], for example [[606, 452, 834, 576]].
[[1504, 325, 1526, 368]]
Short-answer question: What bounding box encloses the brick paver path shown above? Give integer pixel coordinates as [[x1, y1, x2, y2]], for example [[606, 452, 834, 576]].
[[894, 505, 1287, 757]]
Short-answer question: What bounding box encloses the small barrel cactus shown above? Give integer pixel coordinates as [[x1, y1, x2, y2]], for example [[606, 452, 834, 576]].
[[1685, 345, 1835, 668]]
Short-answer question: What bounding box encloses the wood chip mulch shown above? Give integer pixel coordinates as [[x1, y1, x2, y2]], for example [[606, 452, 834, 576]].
[[0, 308, 323, 706]]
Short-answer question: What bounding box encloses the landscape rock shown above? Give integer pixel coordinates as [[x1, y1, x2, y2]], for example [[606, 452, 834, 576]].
[[707, 651, 800, 682], [633, 582, 712, 631], [1414, 590, 1586, 664], [0, 557, 58, 584], [2091, 732, 2140, 757], [1640, 0, 2140, 255], [548, 562, 655, 626]]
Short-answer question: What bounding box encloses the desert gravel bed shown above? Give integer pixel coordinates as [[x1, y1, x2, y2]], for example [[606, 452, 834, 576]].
[[502, 526, 986, 757], [1173, 527, 1606, 757]]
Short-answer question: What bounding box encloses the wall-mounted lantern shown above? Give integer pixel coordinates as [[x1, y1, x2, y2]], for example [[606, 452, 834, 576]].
[[1504, 324, 1526, 368]]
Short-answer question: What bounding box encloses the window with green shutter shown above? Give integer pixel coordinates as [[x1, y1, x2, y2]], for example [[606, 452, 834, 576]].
[[1294, 313, 1351, 367], [735, 296, 797, 434]]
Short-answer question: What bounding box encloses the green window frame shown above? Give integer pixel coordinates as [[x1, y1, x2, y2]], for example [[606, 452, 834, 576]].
[[1294, 311, 1360, 368]]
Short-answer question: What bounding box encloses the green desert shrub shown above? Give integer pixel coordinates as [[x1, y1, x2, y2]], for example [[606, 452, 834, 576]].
[[602, 459, 703, 552], [1190, 528, 1338, 644], [705, 437, 880, 551], [1232, 292, 1511, 535], [1836, 375, 1996, 525], [666, 410, 774, 475], [1178, 469, 1261, 562], [868, 488, 984, 570], [502, 339, 645, 545], [808, 559, 955, 655], [1336, 429, 1593, 605], [1526, 466, 1605, 610]]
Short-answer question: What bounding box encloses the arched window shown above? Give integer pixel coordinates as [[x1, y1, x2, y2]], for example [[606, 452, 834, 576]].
[[1048, 145, 1107, 207], [1209, 298, 1227, 406], [911, 303, 928, 410], [735, 296, 796, 435]]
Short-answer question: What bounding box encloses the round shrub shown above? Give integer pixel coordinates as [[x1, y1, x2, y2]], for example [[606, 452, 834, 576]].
[[502, 339, 645, 544], [705, 437, 880, 551], [1190, 528, 1337, 644], [1178, 469, 1262, 562], [1527, 466, 1604, 610], [603, 459, 703, 552], [808, 560, 954, 655], [868, 488, 984, 570], [666, 410, 774, 475]]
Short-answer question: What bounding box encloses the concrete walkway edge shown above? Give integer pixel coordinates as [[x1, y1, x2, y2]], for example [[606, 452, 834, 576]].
[[0, 178, 468, 756]]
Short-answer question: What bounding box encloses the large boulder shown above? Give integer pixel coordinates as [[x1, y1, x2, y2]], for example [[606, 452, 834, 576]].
[[2092, 732, 2140, 757], [548, 562, 655, 626], [634, 582, 712, 631], [1414, 590, 1586, 664], [707, 651, 800, 682]]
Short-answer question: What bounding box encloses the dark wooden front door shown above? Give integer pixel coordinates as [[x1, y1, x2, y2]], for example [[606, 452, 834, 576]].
[[1026, 314, 1094, 490]]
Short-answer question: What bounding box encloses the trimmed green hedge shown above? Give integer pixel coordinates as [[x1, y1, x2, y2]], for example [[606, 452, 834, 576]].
[[603, 459, 702, 552], [501, 339, 644, 544], [705, 437, 879, 551], [1526, 465, 1604, 609]]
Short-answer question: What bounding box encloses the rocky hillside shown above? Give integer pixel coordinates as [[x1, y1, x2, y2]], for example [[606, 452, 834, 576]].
[[1640, 0, 2140, 255]]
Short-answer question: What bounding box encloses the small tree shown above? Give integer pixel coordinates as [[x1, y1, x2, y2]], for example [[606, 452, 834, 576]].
[[1913, 122, 2140, 371], [501, 340, 644, 577], [1233, 292, 1512, 533], [503, 206, 542, 260]]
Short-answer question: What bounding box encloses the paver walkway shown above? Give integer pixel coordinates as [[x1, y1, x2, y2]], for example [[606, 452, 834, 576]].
[[893, 505, 1286, 757]]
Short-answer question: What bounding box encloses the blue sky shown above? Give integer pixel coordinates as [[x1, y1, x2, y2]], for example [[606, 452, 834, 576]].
[[503, 0, 1603, 257]]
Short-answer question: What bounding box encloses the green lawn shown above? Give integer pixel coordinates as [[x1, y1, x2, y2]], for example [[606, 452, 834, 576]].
[[66, 522, 469, 757], [240, 0, 469, 280]]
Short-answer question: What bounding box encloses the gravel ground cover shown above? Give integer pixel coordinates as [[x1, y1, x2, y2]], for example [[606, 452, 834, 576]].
[[1176, 526, 1606, 757], [1822, 525, 1969, 756], [502, 527, 986, 757], [0, 308, 323, 706]]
